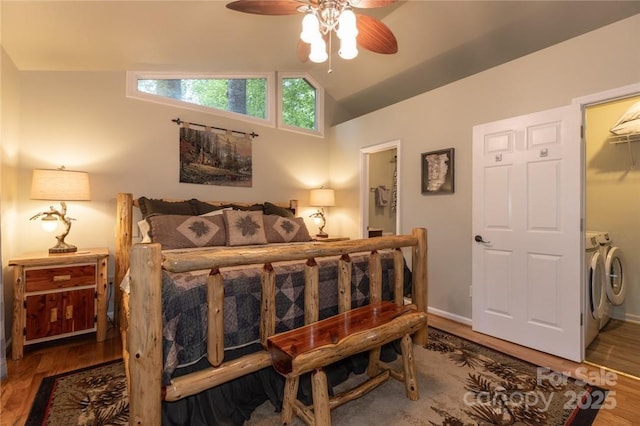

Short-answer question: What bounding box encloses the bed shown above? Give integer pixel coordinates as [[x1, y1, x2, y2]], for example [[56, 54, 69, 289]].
[[114, 192, 428, 425]]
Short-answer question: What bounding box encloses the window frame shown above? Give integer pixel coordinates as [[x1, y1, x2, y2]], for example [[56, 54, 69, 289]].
[[126, 71, 276, 128], [126, 71, 324, 138], [277, 72, 325, 138]]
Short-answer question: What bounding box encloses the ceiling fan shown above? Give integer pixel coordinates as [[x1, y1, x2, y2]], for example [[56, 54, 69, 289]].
[[226, 0, 398, 64]]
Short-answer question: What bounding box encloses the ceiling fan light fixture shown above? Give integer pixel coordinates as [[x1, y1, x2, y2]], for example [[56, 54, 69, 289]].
[[339, 37, 358, 60], [337, 7, 358, 40], [301, 12, 321, 43], [226, 0, 399, 64], [309, 38, 329, 63]]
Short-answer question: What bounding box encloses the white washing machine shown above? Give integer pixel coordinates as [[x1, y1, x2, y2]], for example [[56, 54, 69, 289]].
[[585, 233, 607, 348], [588, 231, 627, 329]]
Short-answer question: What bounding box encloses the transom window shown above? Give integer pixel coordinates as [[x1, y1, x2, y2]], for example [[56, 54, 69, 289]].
[[126, 71, 324, 137]]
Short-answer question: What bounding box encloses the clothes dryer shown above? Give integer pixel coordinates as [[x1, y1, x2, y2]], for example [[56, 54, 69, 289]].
[[590, 231, 627, 329], [584, 233, 607, 348]]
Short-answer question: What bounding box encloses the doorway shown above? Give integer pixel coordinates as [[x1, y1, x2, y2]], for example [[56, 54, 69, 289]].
[[580, 87, 640, 378], [360, 141, 400, 238]]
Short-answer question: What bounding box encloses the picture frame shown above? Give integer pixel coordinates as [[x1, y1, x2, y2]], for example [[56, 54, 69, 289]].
[[421, 148, 455, 194]]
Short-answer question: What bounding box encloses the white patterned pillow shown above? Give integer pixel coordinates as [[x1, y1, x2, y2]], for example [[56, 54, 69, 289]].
[[263, 215, 312, 243], [223, 210, 268, 246], [147, 214, 226, 249]]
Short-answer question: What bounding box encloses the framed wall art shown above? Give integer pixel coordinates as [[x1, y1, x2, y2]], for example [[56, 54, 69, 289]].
[[421, 148, 454, 194]]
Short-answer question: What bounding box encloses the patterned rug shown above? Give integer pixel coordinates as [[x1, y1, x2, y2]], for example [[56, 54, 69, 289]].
[[27, 328, 606, 425], [26, 359, 128, 425]]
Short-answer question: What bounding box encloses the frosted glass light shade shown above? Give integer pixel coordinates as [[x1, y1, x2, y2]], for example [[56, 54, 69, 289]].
[[40, 214, 59, 232], [309, 188, 335, 207], [309, 38, 328, 63], [337, 8, 358, 39], [31, 168, 91, 201], [339, 36, 358, 60], [301, 13, 321, 43]]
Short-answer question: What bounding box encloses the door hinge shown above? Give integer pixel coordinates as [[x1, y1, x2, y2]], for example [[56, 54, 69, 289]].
[[94, 291, 98, 299], [580, 125, 584, 139], [23, 327, 26, 336], [94, 315, 98, 324], [23, 300, 27, 309], [580, 313, 583, 326]]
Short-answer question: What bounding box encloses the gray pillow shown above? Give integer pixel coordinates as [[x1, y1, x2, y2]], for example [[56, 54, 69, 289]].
[[263, 215, 312, 243], [263, 201, 294, 218], [138, 197, 196, 218], [147, 214, 226, 249], [223, 210, 268, 246]]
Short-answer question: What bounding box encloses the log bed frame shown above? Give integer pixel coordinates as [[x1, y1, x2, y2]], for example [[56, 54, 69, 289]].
[[114, 192, 428, 425]]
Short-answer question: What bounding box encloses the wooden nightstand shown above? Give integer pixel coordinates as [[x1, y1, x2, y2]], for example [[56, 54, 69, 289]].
[[9, 248, 109, 360]]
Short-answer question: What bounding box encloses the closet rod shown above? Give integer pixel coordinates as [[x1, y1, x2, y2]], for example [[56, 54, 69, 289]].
[[172, 118, 258, 138]]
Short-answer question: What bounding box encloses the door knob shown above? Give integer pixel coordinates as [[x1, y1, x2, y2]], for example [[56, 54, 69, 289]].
[[474, 235, 491, 244]]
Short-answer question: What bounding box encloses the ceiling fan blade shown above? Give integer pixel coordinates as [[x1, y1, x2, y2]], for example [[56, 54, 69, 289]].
[[356, 14, 398, 54], [226, 1, 303, 15], [349, 0, 396, 9]]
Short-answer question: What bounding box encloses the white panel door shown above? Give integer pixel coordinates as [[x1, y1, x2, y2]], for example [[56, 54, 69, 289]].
[[472, 105, 582, 362]]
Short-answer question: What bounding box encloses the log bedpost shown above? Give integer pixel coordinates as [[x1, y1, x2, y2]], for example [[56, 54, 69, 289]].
[[411, 228, 428, 345], [115, 192, 133, 327], [129, 243, 163, 425]]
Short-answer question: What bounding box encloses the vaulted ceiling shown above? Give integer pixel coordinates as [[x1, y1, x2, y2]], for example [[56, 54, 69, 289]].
[[3, 1, 639, 124]]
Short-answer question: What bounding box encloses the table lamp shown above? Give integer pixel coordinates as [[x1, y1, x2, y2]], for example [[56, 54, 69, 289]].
[[309, 187, 335, 238], [30, 166, 91, 253]]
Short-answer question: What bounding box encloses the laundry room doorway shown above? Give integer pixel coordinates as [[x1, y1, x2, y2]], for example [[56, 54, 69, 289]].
[[360, 141, 400, 239], [579, 83, 640, 378]]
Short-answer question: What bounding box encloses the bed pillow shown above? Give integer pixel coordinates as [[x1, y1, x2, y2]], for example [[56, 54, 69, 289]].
[[263, 214, 312, 243], [199, 207, 232, 217], [191, 199, 229, 215], [146, 214, 226, 249], [263, 201, 295, 218], [223, 210, 268, 246], [137, 219, 152, 243], [138, 197, 196, 218], [193, 199, 264, 215]]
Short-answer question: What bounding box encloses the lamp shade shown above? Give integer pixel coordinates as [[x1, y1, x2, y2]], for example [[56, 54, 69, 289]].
[[309, 188, 335, 207], [30, 168, 91, 201]]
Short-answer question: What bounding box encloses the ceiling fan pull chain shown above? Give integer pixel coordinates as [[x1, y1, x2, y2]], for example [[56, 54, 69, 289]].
[[328, 34, 333, 73]]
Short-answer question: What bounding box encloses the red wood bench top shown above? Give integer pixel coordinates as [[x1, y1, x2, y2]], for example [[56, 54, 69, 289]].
[[267, 301, 426, 376]]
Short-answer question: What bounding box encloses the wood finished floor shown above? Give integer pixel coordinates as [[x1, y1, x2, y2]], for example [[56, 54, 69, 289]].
[[1, 316, 639, 425], [0, 326, 122, 426], [586, 319, 640, 379]]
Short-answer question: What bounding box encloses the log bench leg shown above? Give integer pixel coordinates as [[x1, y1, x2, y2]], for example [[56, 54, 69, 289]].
[[311, 368, 331, 426], [367, 347, 381, 377], [282, 376, 299, 425], [400, 333, 419, 400]]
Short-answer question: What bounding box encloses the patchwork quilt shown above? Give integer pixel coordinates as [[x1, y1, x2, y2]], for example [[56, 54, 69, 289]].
[[160, 250, 410, 383]]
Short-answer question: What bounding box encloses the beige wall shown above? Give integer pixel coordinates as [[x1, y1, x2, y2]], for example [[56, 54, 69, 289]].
[[1, 47, 21, 342], [586, 95, 640, 322], [1, 70, 332, 341], [329, 14, 640, 321]]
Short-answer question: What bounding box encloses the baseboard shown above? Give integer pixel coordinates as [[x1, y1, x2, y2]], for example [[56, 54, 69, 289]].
[[612, 311, 640, 325], [427, 306, 472, 326]]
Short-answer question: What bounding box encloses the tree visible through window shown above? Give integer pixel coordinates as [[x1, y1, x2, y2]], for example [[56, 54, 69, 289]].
[[137, 77, 267, 119], [128, 71, 323, 137], [281, 77, 317, 130]]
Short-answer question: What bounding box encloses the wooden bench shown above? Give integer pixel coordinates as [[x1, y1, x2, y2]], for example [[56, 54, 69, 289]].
[[267, 301, 428, 426]]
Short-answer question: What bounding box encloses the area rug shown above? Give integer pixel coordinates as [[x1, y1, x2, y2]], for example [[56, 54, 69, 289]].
[[26, 359, 128, 425], [27, 328, 606, 425]]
